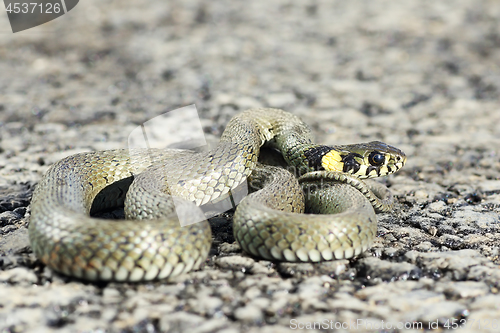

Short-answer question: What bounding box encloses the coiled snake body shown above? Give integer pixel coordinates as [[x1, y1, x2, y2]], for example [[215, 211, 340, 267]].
[[29, 108, 406, 281]]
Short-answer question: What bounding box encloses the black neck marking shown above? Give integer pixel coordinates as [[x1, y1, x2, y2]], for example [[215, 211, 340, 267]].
[[303, 145, 332, 170]]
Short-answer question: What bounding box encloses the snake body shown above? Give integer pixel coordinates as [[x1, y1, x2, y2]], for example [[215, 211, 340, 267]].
[[29, 108, 406, 281]]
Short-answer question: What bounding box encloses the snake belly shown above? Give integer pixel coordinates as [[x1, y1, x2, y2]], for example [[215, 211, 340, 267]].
[[29, 108, 406, 282]]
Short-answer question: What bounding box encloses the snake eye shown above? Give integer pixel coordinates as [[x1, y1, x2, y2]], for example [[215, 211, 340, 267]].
[[368, 152, 385, 166]]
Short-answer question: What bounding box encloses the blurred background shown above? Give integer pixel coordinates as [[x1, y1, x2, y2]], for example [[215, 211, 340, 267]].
[[1, 1, 500, 331]]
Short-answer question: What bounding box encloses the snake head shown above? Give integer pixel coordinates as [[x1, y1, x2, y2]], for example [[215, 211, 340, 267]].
[[321, 141, 406, 179]]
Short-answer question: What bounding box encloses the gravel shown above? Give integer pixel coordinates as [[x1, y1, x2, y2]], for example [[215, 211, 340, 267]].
[[1, 0, 500, 332]]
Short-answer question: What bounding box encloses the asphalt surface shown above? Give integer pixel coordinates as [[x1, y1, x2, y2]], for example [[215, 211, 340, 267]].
[[1, 1, 500, 332]]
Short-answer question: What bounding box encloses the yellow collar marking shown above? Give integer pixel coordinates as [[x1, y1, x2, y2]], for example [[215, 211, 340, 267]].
[[321, 150, 344, 172]]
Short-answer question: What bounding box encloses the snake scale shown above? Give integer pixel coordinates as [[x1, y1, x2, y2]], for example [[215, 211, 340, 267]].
[[29, 108, 406, 282]]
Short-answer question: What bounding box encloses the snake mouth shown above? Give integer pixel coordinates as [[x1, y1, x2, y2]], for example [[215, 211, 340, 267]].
[[390, 152, 407, 173]]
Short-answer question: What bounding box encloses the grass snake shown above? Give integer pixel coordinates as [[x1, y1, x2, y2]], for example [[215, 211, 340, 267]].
[[29, 108, 406, 281]]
